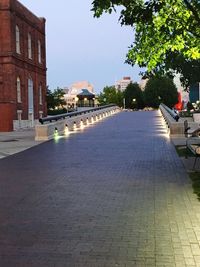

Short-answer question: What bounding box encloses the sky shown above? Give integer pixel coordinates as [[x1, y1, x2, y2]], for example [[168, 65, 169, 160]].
[[20, 0, 143, 93]]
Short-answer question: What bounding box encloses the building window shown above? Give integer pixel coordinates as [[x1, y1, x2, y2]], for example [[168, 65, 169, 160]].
[[38, 40, 41, 63], [28, 33, 32, 59], [16, 25, 20, 54], [39, 84, 42, 105], [17, 77, 21, 103]]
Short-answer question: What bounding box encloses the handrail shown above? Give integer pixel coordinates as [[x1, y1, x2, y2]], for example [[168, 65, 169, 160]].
[[39, 104, 117, 124], [160, 103, 180, 122]]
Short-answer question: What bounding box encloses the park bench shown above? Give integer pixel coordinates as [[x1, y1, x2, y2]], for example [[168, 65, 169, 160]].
[[184, 120, 200, 169], [184, 120, 199, 137]]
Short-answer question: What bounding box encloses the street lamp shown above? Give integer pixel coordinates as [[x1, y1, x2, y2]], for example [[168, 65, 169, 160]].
[[132, 98, 136, 110], [123, 98, 125, 109]]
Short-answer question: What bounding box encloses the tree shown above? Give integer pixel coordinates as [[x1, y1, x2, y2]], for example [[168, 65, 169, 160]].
[[164, 54, 200, 88], [144, 76, 178, 108], [140, 53, 200, 88], [46, 87, 66, 111], [123, 82, 144, 109], [92, 0, 200, 86], [98, 86, 123, 107]]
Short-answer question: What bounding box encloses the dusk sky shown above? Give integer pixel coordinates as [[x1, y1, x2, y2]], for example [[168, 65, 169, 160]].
[[20, 0, 143, 93]]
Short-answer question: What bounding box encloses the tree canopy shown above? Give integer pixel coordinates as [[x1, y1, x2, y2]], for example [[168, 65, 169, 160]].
[[98, 86, 124, 107], [123, 82, 144, 109], [144, 76, 178, 108], [46, 87, 66, 111], [92, 0, 200, 86]]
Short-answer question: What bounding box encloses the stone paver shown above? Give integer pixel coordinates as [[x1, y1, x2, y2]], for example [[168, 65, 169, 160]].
[[0, 128, 42, 159], [0, 110, 200, 266]]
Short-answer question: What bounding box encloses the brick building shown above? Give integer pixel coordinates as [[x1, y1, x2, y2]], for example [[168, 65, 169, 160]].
[[0, 0, 47, 131]]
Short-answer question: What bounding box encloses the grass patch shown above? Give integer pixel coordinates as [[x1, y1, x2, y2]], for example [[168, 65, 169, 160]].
[[189, 172, 200, 200], [175, 145, 200, 200], [175, 145, 194, 157]]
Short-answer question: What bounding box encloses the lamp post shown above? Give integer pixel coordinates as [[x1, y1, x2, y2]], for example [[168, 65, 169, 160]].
[[132, 98, 136, 110], [74, 96, 78, 111], [123, 98, 125, 109]]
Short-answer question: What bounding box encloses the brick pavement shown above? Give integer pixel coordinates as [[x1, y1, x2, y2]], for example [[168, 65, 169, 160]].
[[0, 128, 42, 159], [0, 110, 200, 266]]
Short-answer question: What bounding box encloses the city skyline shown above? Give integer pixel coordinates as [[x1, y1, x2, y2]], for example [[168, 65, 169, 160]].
[[19, 0, 144, 93]]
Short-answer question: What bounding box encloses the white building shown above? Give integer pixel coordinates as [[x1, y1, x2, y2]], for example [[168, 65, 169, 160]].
[[115, 77, 132, 92]]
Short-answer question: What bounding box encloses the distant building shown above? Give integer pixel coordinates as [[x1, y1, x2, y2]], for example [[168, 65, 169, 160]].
[[64, 81, 95, 108], [189, 83, 200, 104], [115, 77, 132, 92], [70, 81, 94, 95], [63, 87, 69, 94], [77, 89, 95, 107], [0, 0, 47, 131]]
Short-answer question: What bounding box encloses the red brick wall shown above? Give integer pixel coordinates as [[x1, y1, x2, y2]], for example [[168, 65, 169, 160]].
[[0, 0, 47, 131], [0, 103, 14, 131]]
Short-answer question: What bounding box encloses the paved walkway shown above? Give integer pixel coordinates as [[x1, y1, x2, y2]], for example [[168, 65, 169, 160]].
[[0, 128, 42, 159], [0, 111, 200, 267]]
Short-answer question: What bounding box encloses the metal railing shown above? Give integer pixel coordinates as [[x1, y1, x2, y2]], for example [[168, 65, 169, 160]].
[[160, 103, 180, 122], [39, 104, 117, 124]]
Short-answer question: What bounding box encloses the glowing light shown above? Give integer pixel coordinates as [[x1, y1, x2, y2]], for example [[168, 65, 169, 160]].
[[53, 127, 60, 142], [80, 120, 84, 129], [64, 124, 69, 135], [73, 122, 77, 131]]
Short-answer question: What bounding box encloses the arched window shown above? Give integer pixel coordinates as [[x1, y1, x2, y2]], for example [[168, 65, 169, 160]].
[[16, 25, 20, 54], [38, 40, 41, 63], [39, 84, 42, 105], [17, 77, 21, 103], [28, 33, 32, 59]]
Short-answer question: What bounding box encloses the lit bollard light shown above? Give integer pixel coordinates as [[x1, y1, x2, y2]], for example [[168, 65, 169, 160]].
[[54, 127, 58, 135], [80, 119, 84, 129], [54, 127, 59, 141], [73, 121, 77, 131], [64, 124, 69, 135]]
